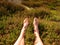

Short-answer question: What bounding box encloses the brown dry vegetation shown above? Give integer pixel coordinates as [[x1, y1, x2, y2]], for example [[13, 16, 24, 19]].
[[0, 0, 60, 45]]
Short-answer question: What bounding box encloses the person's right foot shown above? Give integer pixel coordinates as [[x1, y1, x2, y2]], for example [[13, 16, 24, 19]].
[[33, 17, 39, 35], [33, 18, 43, 45], [33, 17, 39, 27]]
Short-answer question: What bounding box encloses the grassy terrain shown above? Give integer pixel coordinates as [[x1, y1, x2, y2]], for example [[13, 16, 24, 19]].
[[0, 0, 60, 45]]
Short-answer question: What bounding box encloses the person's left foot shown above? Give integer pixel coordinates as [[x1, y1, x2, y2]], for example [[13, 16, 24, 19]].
[[23, 18, 29, 28], [20, 18, 29, 37]]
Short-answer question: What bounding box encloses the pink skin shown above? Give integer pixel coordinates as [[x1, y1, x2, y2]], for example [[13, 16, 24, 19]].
[[14, 18, 43, 45], [33, 18, 43, 45], [14, 18, 29, 45], [23, 18, 29, 28]]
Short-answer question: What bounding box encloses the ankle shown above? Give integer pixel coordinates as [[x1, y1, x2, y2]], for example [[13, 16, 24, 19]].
[[34, 26, 38, 30]]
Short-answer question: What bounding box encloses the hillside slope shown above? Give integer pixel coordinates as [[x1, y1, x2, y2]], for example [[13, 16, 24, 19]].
[[0, 0, 60, 45]]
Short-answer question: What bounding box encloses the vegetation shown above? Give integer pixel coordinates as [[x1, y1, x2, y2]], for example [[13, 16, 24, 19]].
[[0, 0, 60, 45]]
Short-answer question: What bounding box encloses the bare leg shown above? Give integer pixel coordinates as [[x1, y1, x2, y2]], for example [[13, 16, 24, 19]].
[[33, 17, 43, 45], [14, 18, 29, 45]]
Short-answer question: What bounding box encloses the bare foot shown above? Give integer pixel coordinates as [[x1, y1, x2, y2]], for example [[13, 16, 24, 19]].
[[33, 18, 43, 45], [33, 17, 39, 35], [14, 18, 29, 45], [33, 17, 39, 27], [21, 18, 29, 37], [33, 17, 40, 45], [23, 18, 29, 28]]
